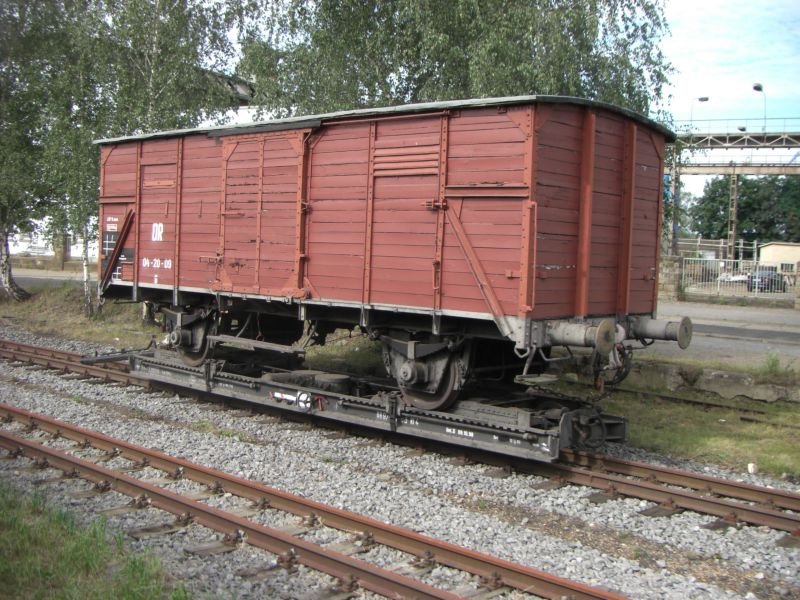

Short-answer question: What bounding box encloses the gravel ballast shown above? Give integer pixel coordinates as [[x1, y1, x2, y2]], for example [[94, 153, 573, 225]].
[[0, 325, 798, 599]]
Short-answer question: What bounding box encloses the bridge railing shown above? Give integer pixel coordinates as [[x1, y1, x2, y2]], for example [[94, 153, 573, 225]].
[[672, 116, 800, 136]]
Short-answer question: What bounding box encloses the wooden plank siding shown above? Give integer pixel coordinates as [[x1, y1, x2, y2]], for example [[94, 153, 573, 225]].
[[137, 137, 178, 289], [98, 99, 667, 326], [177, 135, 222, 289]]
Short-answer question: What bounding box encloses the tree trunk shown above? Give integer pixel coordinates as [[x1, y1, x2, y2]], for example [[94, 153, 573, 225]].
[[53, 231, 70, 270], [81, 231, 93, 317], [0, 230, 31, 302]]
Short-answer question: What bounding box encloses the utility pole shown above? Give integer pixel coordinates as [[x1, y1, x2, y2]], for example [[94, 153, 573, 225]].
[[726, 165, 738, 260], [670, 152, 681, 256]]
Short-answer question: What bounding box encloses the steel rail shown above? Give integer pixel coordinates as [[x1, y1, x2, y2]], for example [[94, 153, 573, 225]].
[[0, 430, 459, 600], [0, 404, 623, 600], [0, 340, 143, 386], [0, 339, 131, 372], [518, 459, 800, 535], [561, 450, 800, 514]]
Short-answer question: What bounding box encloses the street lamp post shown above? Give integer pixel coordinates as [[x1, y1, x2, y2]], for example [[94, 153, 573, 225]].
[[674, 96, 708, 256], [689, 96, 709, 133], [753, 83, 766, 133]]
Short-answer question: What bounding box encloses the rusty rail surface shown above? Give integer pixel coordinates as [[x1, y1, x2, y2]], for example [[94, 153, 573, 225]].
[[561, 450, 800, 514], [525, 456, 800, 535], [0, 404, 623, 600], [0, 339, 143, 386]]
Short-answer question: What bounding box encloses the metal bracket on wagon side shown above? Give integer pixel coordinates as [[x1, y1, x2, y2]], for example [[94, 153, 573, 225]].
[[100, 209, 135, 291], [444, 204, 515, 340]]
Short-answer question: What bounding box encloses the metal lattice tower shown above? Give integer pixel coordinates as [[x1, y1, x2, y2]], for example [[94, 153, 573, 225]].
[[669, 127, 800, 256]]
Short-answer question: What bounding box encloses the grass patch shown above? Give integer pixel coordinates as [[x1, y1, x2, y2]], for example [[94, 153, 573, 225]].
[[603, 392, 800, 477], [305, 332, 385, 376], [634, 351, 800, 386], [0, 281, 160, 349], [191, 419, 215, 434], [0, 482, 188, 599], [753, 352, 798, 385], [189, 419, 253, 442]]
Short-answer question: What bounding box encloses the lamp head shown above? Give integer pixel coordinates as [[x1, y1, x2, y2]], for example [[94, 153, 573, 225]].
[[753, 83, 763, 92]]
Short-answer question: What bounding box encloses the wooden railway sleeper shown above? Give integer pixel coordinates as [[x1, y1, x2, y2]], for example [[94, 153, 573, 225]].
[[277, 547, 299, 572], [331, 573, 360, 594], [93, 447, 122, 463]]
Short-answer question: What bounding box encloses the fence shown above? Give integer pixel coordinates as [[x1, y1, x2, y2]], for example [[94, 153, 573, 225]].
[[681, 258, 798, 299]]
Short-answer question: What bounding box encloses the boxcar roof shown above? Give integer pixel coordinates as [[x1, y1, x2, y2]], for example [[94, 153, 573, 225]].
[[95, 95, 675, 145]]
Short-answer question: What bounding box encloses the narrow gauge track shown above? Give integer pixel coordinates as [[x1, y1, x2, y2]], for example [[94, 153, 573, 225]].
[[0, 339, 144, 386], [1, 338, 799, 538], [0, 404, 621, 600]]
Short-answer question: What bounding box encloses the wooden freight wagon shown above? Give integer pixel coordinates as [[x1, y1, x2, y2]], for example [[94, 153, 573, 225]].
[[97, 96, 691, 410]]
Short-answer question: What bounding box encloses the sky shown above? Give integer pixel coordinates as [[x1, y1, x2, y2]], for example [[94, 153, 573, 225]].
[[662, 0, 800, 196], [662, 0, 800, 132]]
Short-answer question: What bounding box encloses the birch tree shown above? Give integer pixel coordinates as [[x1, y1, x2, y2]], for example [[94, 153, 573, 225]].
[[0, 0, 51, 300], [238, 0, 672, 117]]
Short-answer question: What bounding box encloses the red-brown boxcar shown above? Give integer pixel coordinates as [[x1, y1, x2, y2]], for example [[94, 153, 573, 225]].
[[97, 96, 690, 410]]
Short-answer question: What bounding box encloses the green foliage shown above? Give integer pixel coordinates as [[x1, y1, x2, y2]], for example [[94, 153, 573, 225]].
[[1, 0, 245, 303], [0, 1, 52, 239], [688, 176, 800, 243], [106, 0, 240, 135], [238, 0, 672, 117]]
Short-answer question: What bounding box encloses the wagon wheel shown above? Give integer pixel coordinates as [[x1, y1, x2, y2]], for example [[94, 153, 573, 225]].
[[177, 318, 217, 367], [400, 358, 461, 412]]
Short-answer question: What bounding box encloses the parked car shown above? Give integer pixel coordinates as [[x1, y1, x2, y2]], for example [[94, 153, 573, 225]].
[[717, 273, 748, 283], [747, 270, 787, 292]]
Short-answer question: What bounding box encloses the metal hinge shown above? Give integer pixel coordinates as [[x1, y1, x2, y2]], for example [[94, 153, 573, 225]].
[[423, 198, 448, 210]]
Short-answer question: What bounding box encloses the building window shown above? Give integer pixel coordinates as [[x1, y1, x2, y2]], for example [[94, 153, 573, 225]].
[[780, 263, 795, 273]]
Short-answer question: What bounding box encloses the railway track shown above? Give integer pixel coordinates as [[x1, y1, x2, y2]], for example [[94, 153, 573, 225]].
[[0, 403, 620, 600], [533, 451, 800, 536], [0, 339, 145, 385], [2, 337, 799, 541]]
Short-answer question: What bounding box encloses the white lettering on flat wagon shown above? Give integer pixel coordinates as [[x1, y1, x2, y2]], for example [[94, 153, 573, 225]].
[[445, 427, 474, 438], [273, 391, 297, 404], [151, 222, 164, 241]]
